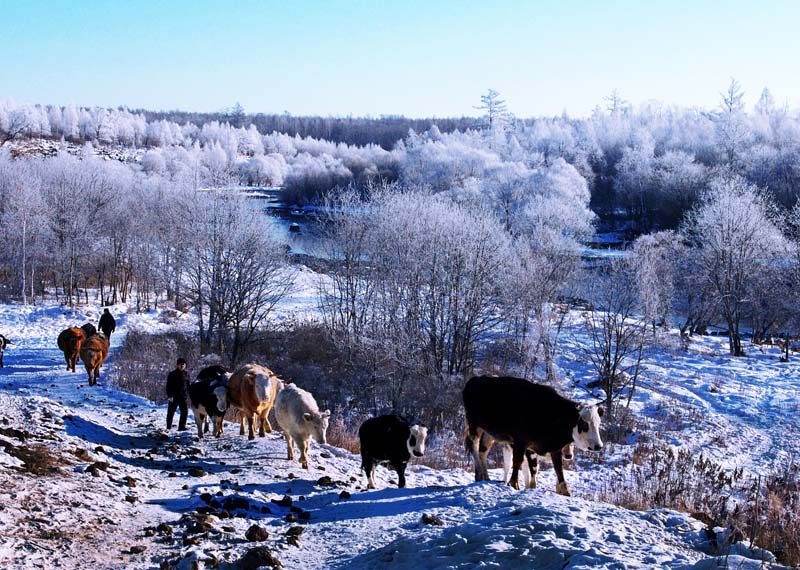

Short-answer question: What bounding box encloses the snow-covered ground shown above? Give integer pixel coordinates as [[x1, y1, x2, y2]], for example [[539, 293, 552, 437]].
[[0, 293, 794, 569]]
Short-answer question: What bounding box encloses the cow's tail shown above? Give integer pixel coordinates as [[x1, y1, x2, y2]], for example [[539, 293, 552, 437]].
[[463, 427, 473, 465]]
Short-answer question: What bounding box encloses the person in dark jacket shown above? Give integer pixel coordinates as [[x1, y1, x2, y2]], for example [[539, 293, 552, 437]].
[[98, 308, 116, 338], [166, 357, 190, 431]]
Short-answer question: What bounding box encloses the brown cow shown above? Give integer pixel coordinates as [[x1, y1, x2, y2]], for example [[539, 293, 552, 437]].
[[79, 333, 109, 386], [227, 363, 283, 440], [57, 323, 97, 372]]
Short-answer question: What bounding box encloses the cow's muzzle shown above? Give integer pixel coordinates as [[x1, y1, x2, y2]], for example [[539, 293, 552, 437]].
[[413, 451, 423, 457], [591, 444, 603, 452]]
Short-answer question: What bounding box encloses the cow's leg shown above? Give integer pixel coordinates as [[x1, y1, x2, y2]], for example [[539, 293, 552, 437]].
[[508, 443, 525, 490], [212, 417, 223, 437], [263, 414, 272, 434], [247, 415, 256, 440], [284, 431, 294, 461], [239, 415, 246, 436], [502, 444, 512, 483], [299, 437, 309, 469], [468, 433, 483, 481], [362, 455, 376, 489], [503, 445, 532, 487], [525, 451, 538, 489], [477, 433, 493, 482], [195, 413, 205, 439], [551, 450, 571, 496], [396, 461, 407, 488], [258, 413, 266, 437]]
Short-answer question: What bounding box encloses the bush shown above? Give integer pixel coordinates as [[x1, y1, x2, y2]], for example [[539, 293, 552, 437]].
[[592, 440, 800, 566], [112, 330, 200, 403]]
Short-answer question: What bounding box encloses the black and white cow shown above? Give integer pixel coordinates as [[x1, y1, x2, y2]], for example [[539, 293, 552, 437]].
[[359, 414, 428, 489], [463, 375, 603, 496], [0, 334, 10, 368], [189, 365, 231, 439]]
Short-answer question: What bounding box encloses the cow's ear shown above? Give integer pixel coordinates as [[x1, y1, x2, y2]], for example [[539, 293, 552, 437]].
[[597, 407, 604, 418], [303, 413, 313, 421], [322, 410, 331, 417]]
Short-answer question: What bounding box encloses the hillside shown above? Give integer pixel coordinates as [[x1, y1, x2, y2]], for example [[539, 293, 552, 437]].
[[0, 297, 794, 569]]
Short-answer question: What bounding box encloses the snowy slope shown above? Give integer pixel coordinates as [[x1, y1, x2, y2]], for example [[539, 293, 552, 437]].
[[0, 301, 791, 569]]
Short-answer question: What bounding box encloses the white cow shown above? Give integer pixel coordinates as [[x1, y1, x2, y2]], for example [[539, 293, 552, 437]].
[[274, 384, 331, 469]]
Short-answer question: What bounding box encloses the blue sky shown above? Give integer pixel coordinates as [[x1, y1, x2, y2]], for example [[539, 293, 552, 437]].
[[1, 0, 798, 117]]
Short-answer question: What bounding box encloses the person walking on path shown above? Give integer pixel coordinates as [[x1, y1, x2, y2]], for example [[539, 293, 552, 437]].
[[98, 308, 116, 338], [166, 357, 190, 431]]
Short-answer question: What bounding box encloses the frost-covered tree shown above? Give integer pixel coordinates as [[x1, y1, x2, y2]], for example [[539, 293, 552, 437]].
[[582, 258, 647, 416], [713, 79, 750, 168], [0, 153, 48, 303], [0, 103, 34, 145], [62, 105, 79, 140], [184, 190, 291, 362], [630, 231, 681, 331], [321, 186, 513, 417], [476, 89, 510, 133], [682, 173, 789, 356]]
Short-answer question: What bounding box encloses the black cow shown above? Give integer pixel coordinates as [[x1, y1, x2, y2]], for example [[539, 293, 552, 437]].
[[189, 365, 230, 439], [359, 414, 428, 489], [463, 375, 604, 496], [81, 323, 97, 337], [0, 334, 11, 368]]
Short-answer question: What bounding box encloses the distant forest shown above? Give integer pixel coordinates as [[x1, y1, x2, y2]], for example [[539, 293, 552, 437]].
[[3, 81, 800, 232], [135, 105, 478, 149]]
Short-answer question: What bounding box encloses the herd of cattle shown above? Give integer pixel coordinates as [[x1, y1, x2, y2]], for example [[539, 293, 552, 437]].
[[4, 323, 607, 495]]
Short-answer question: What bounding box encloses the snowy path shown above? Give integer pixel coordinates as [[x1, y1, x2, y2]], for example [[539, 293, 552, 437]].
[[0, 303, 791, 569]]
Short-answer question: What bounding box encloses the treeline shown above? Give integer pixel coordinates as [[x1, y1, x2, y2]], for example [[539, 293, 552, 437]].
[[137, 106, 478, 149], [4, 81, 800, 233]]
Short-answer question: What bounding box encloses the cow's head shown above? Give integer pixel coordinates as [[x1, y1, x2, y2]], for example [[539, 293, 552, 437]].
[[572, 405, 604, 452], [407, 425, 428, 458], [212, 384, 228, 413], [254, 372, 272, 402], [303, 409, 331, 444]]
